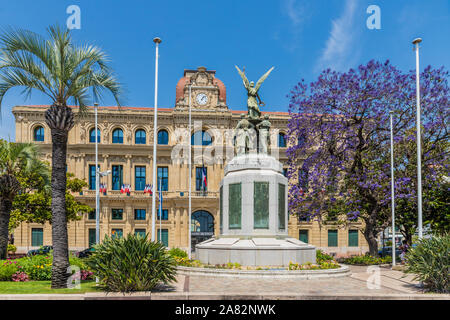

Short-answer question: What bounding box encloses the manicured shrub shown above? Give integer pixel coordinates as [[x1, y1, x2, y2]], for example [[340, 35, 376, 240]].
[[12, 271, 29, 282], [168, 247, 188, 259], [404, 234, 449, 293], [340, 254, 391, 265], [174, 257, 202, 267], [7, 244, 16, 253], [17, 254, 53, 280], [86, 234, 177, 292], [316, 250, 334, 263], [0, 260, 19, 281]]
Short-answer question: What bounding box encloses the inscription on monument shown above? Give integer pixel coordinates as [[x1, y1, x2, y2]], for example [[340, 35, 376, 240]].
[[228, 183, 242, 229], [254, 181, 269, 229]]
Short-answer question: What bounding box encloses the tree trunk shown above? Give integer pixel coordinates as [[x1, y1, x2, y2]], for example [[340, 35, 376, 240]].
[[46, 104, 74, 289], [0, 198, 13, 260], [363, 226, 379, 257], [0, 174, 20, 260]]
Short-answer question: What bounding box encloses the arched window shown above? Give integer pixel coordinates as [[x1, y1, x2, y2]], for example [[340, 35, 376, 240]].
[[191, 210, 214, 233], [157, 129, 168, 145], [135, 129, 146, 144], [34, 126, 44, 142], [112, 128, 123, 144], [191, 130, 212, 146], [278, 133, 287, 147], [89, 128, 100, 143]]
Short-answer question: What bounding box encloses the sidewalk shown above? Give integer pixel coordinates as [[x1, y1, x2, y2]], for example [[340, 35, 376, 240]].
[[0, 265, 448, 300]]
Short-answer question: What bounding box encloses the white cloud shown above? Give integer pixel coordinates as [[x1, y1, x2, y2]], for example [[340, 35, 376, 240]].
[[316, 0, 360, 73], [281, 0, 308, 52], [284, 0, 304, 26]]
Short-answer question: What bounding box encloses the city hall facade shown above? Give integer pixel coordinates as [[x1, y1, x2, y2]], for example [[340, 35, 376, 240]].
[[11, 67, 368, 257]]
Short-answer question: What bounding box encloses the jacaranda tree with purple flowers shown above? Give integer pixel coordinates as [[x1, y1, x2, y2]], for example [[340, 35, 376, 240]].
[[287, 60, 449, 256]]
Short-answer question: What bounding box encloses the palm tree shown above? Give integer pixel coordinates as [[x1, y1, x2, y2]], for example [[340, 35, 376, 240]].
[[0, 25, 121, 288], [0, 141, 48, 259]]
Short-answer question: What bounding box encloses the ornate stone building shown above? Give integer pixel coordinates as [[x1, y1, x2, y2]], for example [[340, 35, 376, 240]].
[[11, 67, 368, 257]]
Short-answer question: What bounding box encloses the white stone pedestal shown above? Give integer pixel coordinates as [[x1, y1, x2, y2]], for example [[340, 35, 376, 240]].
[[196, 154, 316, 266]]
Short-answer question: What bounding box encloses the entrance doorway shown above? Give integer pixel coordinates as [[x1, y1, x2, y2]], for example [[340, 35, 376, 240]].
[[191, 210, 214, 253]]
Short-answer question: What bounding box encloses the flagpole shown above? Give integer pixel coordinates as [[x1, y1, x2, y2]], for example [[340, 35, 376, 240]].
[[390, 111, 396, 266], [188, 85, 192, 259], [412, 37, 423, 239], [159, 176, 162, 244], [151, 37, 161, 242], [94, 103, 100, 247]]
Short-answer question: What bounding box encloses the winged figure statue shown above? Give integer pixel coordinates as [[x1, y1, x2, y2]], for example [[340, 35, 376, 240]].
[[235, 65, 274, 119]]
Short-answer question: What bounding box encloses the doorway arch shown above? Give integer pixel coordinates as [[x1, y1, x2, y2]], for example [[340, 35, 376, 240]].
[[191, 210, 214, 252]]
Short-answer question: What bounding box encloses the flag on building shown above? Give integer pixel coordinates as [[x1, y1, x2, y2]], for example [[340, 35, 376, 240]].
[[120, 184, 125, 194], [202, 166, 207, 189], [144, 184, 153, 195]]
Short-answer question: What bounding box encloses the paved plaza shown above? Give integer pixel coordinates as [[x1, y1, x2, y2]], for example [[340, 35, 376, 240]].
[[0, 265, 448, 300]]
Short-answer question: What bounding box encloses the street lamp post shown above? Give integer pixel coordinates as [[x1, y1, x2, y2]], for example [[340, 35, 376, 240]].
[[412, 37, 423, 239], [389, 111, 396, 266], [151, 37, 161, 242]]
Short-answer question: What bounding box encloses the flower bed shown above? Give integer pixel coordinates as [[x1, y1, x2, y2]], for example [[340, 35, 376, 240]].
[[338, 254, 392, 265], [172, 250, 340, 270], [0, 254, 94, 282]]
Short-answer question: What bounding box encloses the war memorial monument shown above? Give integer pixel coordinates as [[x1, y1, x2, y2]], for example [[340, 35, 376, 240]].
[[196, 66, 317, 266]]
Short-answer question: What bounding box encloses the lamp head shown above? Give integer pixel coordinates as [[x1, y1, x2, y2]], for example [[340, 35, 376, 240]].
[[412, 38, 422, 45], [153, 37, 162, 44]]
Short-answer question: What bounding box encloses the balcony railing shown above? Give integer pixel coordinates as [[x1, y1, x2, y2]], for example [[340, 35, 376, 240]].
[[78, 190, 218, 198]]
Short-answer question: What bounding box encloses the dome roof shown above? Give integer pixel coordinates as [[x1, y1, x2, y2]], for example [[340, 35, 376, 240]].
[[213, 78, 226, 103], [175, 69, 226, 104]]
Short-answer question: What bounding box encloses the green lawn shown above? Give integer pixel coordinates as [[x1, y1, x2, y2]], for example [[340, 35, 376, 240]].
[[0, 281, 101, 294]]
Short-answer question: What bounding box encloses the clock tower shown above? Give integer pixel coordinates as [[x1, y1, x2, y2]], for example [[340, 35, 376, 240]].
[[174, 66, 227, 111]]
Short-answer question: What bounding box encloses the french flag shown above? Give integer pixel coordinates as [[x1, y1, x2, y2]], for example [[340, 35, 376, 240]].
[[144, 184, 153, 195], [202, 167, 207, 189]]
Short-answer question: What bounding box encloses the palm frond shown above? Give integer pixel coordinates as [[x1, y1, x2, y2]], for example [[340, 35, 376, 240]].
[[0, 24, 122, 114]]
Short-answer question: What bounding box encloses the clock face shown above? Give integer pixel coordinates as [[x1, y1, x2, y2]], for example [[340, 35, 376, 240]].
[[196, 93, 208, 105]]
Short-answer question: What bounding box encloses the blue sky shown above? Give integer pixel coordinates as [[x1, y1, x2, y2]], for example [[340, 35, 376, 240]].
[[0, 0, 449, 140]]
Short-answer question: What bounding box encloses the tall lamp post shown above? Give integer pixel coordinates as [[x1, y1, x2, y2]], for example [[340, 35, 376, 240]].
[[151, 37, 161, 242], [412, 37, 423, 239], [389, 111, 396, 266]]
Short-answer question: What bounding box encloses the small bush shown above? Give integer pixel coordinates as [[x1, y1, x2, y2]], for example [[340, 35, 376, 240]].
[[86, 234, 177, 292], [7, 244, 16, 253], [340, 254, 391, 265], [11, 271, 29, 282], [18, 255, 53, 280], [0, 260, 19, 281], [404, 234, 449, 293], [168, 248, 188, 259], [316, 250, 334, 263]]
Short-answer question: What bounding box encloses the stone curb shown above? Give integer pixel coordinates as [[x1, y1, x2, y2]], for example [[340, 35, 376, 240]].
[[0, 292, 449, 300], [176, 265, 351, 278]]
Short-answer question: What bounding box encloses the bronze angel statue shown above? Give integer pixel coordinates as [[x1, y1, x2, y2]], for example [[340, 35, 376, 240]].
[[235, 65, 274, 120]]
